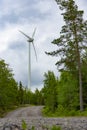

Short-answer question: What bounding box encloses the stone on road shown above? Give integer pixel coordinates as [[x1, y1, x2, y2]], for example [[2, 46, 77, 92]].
[[0, 106, 87, 130]]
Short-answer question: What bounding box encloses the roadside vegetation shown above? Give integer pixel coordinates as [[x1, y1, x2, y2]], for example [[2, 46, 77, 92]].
[[0, 59, 44, 117]]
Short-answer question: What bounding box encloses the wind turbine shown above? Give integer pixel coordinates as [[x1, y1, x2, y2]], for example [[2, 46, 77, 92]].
[[19, 28, 37, 89]]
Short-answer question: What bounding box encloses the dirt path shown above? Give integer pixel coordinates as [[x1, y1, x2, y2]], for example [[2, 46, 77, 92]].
[[5, 106, 43, 118]]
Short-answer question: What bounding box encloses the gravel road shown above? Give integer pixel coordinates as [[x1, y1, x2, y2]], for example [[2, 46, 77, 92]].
[[5, 106, 43, 118], [0, 106, 87, 130]]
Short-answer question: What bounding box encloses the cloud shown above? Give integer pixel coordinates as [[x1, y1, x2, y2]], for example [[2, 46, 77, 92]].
[[0, 0, 87, 91], [76, 0, 87, 19], [33, 0, 53, 14]]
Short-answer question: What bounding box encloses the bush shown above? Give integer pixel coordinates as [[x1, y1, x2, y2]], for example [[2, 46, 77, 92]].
[[67, 110, 77, 116], [55, 105, 67, 116], [43, 105, 87, 117], [42, 107, 53, 116]]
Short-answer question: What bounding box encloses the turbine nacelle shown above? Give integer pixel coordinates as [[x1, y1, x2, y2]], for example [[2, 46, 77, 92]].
[[19, 28, 37, 61], [27, 38, 34, 43]]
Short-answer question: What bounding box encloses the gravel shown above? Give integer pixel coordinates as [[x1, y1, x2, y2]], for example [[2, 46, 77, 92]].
[[0, 106, 87, 130]]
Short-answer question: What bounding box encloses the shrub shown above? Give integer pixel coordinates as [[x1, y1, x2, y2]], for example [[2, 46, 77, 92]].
[[22, 119, 27, 130], [51, 125, 62, 130]]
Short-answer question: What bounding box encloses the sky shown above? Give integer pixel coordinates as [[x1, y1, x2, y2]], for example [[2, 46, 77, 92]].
[[0, 0, 87, 91]]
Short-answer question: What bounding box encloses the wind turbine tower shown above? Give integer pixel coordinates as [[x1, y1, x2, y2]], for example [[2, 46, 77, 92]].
[[19, 28, 37, 89]]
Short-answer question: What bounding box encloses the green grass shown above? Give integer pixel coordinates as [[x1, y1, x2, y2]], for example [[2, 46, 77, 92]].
[[22, 119, 27, 130], [51, 125, 62, 130], [42, 106, 87, 117]]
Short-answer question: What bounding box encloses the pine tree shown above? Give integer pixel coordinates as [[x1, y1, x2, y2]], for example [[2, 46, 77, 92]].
[[46, 0, 87, 111], [43, 71, 58, 112], [18, 81, 24, 104]]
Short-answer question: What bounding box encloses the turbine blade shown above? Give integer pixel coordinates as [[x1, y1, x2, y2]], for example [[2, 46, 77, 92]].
[[32, 28, 36, 38], [32, 41, 37, 61], [19, 30, 31, 39]]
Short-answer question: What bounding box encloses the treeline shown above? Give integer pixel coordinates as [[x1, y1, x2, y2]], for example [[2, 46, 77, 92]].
[[17, 82, 44, 106], [42, 70, 87, 116], [0, 59, 44, 116]]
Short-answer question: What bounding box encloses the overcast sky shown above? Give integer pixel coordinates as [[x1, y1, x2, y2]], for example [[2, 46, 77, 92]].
[[0, 0, 87, 91]]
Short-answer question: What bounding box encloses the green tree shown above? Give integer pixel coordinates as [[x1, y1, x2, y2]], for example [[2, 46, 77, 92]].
[[81, 56, 87, 108], [0, 59, 18, 111], [46, 0, 87, 111], [43, 71, 58, 112], [34, 88, 44, 105], [24, 89, 33, 104], [18, 81, 24, 104], [58, 71, 79, 110]]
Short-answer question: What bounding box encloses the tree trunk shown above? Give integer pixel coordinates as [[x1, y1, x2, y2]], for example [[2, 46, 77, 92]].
[[73, 23, 83, 111], [78, 54, 83, 111]]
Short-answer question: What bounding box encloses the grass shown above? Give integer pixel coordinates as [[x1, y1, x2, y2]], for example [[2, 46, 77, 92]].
[[42, 106, 87, 117], [22, 119, 27, 130], [51, 125, 62, 130]]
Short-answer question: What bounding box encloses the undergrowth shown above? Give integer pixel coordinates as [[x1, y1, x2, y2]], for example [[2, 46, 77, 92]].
[[42, 105, 87, 117]]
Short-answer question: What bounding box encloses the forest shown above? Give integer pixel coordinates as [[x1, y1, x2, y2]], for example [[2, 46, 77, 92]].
[[0, 0, 87, 117]]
